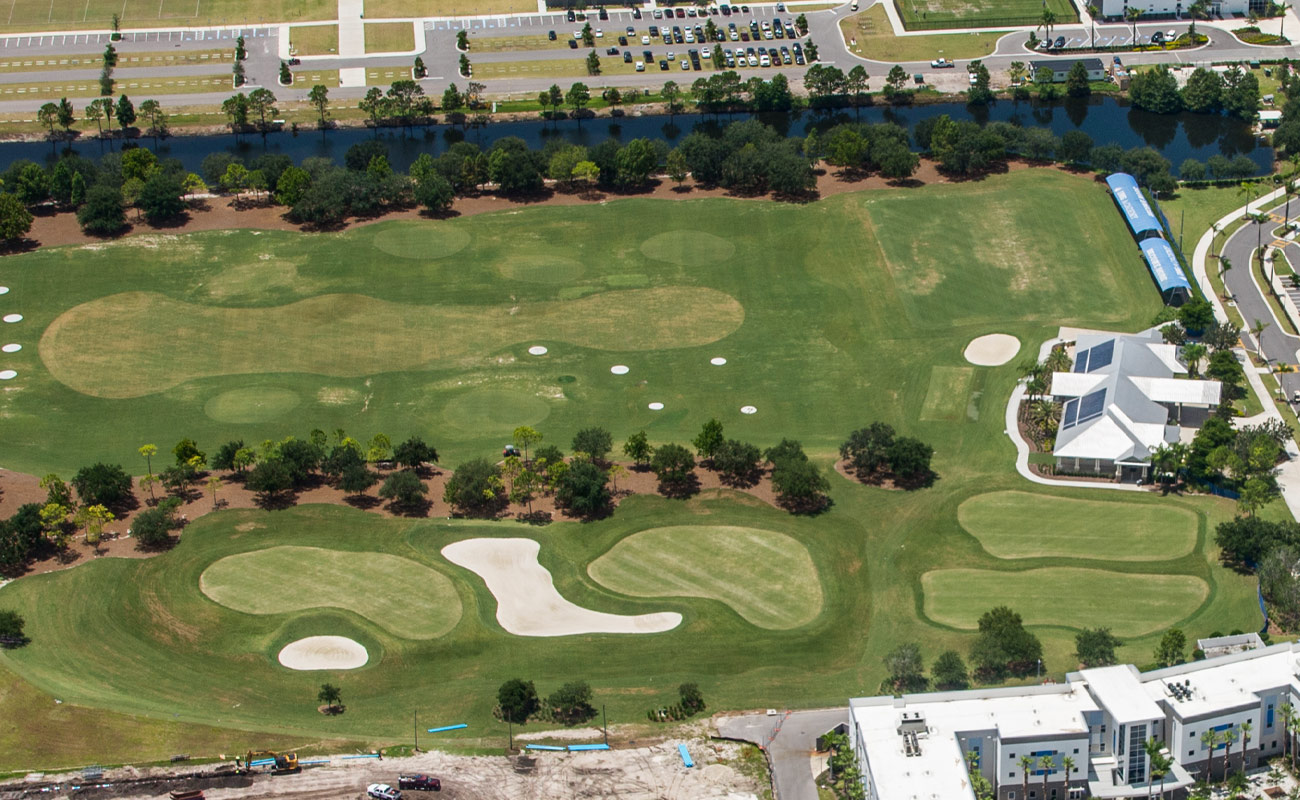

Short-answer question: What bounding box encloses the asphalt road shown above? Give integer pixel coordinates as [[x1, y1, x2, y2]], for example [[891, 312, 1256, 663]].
[[716, 707, 847, 800], [1221, 199, 1300, 399]]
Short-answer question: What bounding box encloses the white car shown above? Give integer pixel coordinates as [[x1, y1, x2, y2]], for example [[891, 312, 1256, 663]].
[[367, 785, 401, 800], [760, 53, 770, 66], [635, 60, 645, 70], [747, 52, 758, 66], [680, 58, 690, 68], [701, 46, 711, 57], [642, 35, 650, 44], [684, 30, 695, 41], [595, 28, 603, 36]]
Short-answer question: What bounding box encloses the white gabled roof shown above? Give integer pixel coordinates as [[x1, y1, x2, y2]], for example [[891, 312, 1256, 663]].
[[1051, 372, 1106, 398], [1129, 377, 1221, 406]]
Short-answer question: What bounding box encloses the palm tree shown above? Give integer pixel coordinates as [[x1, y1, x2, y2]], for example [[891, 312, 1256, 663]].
[[1240, 178, 1259, 214], [1223, 727, 1238, 783], [1040, 7, 1058, 39], [1062, 755, 1076, 797], [1019, 754, 1035, 800], [1280, 1, 1291, 41], [1252, 318, 1272, 353], [1126, 6, 1143, 41], [1145, 737, 1164, 799], [1251, 211, 1273, 280], [1284, 179, 1298, 226], [1045, 346, 1072, 373], [1219, 256, 1234, 299], [1087, 3, 1099, 47], [1240, 719, 1253, 772], [1155, 752, 1173, 799], [1182, 342, 1207, 377], [1040, 754, 1053, 800], [1201, 729, 1220, 781], [1211, 222, 1223, 259]]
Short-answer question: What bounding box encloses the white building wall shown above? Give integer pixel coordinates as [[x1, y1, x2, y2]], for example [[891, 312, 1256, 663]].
[[1098, 0, 1250, 17], [996, 735, 1090, 798], [1173, 707, 1262, 775]]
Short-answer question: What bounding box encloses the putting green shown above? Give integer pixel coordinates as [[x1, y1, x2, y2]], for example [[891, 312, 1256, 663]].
[[958, 491, 1199, 560], [500, 255, 585, 284], [40, 287, 745, 398], [921, 567, 1208, 637], [919, 366, 974, 422], [204, 387, 301, 424], [371, 224, 471, 260], [587, 525, 823, 629], [640, 231, 736, 267], [199, 545, 462, 639], [442, 387, 551, 430]]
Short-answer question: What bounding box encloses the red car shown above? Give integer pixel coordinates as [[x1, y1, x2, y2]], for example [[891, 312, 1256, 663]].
[[398, 775, 441, 791]]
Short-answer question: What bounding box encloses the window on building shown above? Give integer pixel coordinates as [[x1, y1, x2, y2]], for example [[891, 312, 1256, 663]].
[[1073, 748, 1078, 754], [1127, 723, 1147, 784], [1010, 773, 1016, 779], [1189, 731, 1196, 738], [1069, 790, 1085, 800], [1189, 751, 1194, 757], [1009, 793, 1016, 800], [1269, 704, 1275, 728], [1051, 790, 1058, 800]]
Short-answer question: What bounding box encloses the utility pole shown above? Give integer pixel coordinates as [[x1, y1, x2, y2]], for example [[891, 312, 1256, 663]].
[[414, 709, 419, 753], [603, 705, 608, 746], [508, 719, 514, 753]]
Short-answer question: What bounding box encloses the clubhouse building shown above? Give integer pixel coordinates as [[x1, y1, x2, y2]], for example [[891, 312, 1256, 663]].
[[1096, 0, 1257, 20], [850, 638, 1298, 800], [1048, 328, 1221, 482]]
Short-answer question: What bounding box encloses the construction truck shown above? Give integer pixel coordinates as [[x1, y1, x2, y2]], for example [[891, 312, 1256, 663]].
[[240, 750, 300, 775]]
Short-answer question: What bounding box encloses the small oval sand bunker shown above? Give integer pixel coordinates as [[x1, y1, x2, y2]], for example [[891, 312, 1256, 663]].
[[278, 635, 368, 671], [963, 333, 1020, 366], [442, 538, 681, 637]]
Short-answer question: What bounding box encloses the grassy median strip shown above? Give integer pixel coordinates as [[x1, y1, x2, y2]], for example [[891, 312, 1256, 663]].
[[0, 49, 232, 73], [840, 6, 1006, 62], [364, 21, 415, 54], [0, 0, 334, 34], [290, 23, 339, 56], [0, 74, 232, 99]]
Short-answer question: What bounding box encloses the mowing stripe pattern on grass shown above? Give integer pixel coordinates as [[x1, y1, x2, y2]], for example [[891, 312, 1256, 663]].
[[587, 525, 823, 629], [199, 545, 462, 639], [921, 567, 1209, 637], [957, 491, 1199, 560]]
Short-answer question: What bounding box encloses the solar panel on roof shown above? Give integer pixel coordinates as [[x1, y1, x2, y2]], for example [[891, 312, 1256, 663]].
[[1087, 340, 1114, 372], [1077, 389, 1106, 425], [1073, 348, 1090, 373], [1062, 397, 1080, 428]]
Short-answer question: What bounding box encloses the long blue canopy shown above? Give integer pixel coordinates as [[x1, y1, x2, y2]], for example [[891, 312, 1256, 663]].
[[1106, 173, 1163, 238], [1139, 238, 1192, 297]]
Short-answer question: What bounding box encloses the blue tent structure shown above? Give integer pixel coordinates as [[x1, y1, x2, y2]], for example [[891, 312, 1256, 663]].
[[1138, 238, 1193, 305], [1105, 173, 1164, 240]]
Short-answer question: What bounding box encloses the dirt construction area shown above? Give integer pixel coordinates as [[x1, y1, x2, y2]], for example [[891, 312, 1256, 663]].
[[0, 739, 764, 800]]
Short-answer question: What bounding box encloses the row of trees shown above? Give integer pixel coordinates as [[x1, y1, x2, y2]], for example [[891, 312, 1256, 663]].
[[839, 422, 936, 489], [880, 606, 1041, 691], [497, 678, 597, 726], [1130, 64, 1261, 120]]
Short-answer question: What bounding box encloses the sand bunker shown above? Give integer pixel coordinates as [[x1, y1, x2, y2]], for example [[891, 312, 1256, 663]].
[[2, 344, 20, 352], [441, 538, 681, 637], [277, 635, 368, 670], [964, 334, 1020, 366]]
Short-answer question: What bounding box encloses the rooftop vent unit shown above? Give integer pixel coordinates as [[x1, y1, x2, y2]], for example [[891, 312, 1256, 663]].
[[898, 711, 927, 735], [901, 730, 923, 757]]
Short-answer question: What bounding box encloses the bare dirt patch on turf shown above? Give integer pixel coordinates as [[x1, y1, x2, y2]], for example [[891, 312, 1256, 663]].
[[39, 287, 744, 398]]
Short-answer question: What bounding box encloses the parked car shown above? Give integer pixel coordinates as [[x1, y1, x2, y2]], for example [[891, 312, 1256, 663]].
[[931, 57, 954, 68], [595, 27, 603, 36], [701, 46, 711, 57], [721, 4, 731, 14], [642, 34, 650, 43], [759, 52, 770, 66], [623, 50, 632, 61], [598, 7, 608, 19], [674, 7, 685, 17], [740, 3, 749, 10], [740, 29, 749, 40], [568, 38, 578, 48], [626, 25, 635, 34], [566, 9, 575, 21], [367, 785, 401, 800], [636, 60, 645, 70], [397, 775, 441, 791], [680, 58, 690, 68], [660, 59, 669, 69], [968, 71, 978, 84], [1054, 35, 1065, 47], [776, 2, 785, 10], [618, 35, 627, 44], [632, 7, 642, 18], [773, 24, 783, 38], [653, 8, 662, 18], [547, 29, 556, 39]]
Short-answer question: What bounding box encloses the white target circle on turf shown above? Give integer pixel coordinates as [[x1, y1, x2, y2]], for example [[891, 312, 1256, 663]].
[[528, 345, 548, 355], [610, 365, 629, 375], [2, 314, 21, 323], [710, 357, 727, 366], [648, 402, 664, 410], [740, 405, 757, 415], [1, 344, 19, 353], [0, 370, 16, 380]]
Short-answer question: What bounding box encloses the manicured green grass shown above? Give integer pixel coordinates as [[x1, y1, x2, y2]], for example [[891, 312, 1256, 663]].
[[362, 0, 537, 17], [290, 24, 339, 57], [199, 545, 463, 639], [840, 6, 1007, 61], [921, 567, 1211, 637], [587, 525, 823, 630], [0, 74, 232, 100], [957, 490, 1199, 560], [1159, 184, 1254, 254], [0, 169, 1271, 764], [364, 22, 415, 54], [0, 0, 332, 33], [894, 0, 1076, 27]]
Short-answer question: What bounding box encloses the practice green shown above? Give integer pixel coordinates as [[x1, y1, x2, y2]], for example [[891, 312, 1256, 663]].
[[958, 491, 1199, 560], [587, 525, 823, 629], [921, 567, 1209, 637], [200, 545, 462, 639]]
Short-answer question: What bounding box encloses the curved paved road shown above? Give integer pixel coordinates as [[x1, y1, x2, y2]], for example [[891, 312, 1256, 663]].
[[1221, 199, 1300, 400]]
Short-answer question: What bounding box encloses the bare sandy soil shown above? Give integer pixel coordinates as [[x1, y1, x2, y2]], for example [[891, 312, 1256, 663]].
[[441, 537, 682, 636], [963, 333, 1021, 366], [0, 734, 762, 800], [276, 636, 369, 671]]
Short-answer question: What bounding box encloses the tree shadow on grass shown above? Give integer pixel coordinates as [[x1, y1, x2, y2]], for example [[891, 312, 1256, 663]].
[[657, 474, 700, 499], [253, 490, 299, 510], [777, 494, 834, 517], [517, 509, 553, 526], [344, 494, 382, 510], [385, 498, 433, 518]]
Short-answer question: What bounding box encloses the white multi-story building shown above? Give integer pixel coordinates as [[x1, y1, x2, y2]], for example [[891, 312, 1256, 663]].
[[850, 641, 1300, 800], [1096, 0, 1258, 21]]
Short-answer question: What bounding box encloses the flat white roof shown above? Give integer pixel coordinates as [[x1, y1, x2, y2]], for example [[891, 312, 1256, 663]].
[[1142, 646, 1300, 719], [851, 687, 1097, 800], [1078, 666, 1164, 725], [1129, 377, 1221, 406], [1051, 372, 1106, 397]]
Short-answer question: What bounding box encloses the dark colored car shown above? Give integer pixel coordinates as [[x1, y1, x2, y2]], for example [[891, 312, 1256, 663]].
[[1054, 35, 1065, 47], [740, 4, 749, 12], [721, 4, 731, 14], [623, 50, 632, 61], [568, 38, 577, 48], [632, 7, 642, 18], [547, 29, 556, 39], [598, 7, 608, 20], [398, 774, 441, 792], [660, 59, 669, 69], [739, 29, 749, 40], [606, 46, 619, 54], [674, 7, 685, 17], [617, 35, 627, 45], [566, 9, 575, 21]]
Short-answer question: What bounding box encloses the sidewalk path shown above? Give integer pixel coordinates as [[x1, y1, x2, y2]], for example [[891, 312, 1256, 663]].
[[338, 0, 364, 59]]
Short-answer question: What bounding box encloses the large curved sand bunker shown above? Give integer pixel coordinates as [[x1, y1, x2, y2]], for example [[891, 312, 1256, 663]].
[[278, 635, 369, 670], [441, 538, 681, 637], [963, 333, 1020, 366]]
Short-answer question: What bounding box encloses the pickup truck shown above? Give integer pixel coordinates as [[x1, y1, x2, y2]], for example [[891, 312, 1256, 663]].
[[930, 58, 955, 68], [398, 774, 441, 791]]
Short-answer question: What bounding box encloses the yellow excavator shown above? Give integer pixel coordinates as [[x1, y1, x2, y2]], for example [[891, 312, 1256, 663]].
[[240, 750, 300, 775]]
